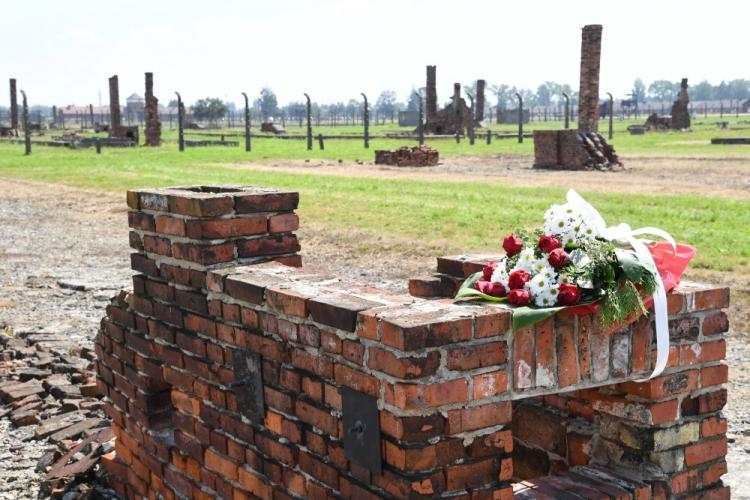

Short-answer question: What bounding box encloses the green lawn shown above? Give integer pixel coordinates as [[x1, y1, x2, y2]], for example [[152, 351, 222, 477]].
[[0, 142, 747, 274]]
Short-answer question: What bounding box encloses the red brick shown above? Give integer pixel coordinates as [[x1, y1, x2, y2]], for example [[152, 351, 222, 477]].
[[143, 235, 172, 256], [446, 341, 508, 371], [472, 371, 509, 399], [298, 452, 338, 489], [238, 466, 272, 499], [619, 369, 699, 399], [557, 321, 578, 387], [234, 192, 299, 213], [671, 469, 700, 496], [577, 314, 593, 380], [535, 318, 555, 387], [702, 460, 728, 486], [701, 364, 729, 387], [236, 234, 300, 258], [169, 193, 233, 217], [342, 340, 365, 365], [172, 242, 234, 265], [702, 312, 729, 336], [268, 213, 299, 233], [385, 378, 468, 410], [319, 330, 342, 353], [692, 287, 729, 311], [445, 458, 497, 491], [474, 309, 511, 338], [702, 416, 728, 438], [155, 215, 186, 236], [186, 216, 266, 239], [128, 211, 155, 231], [266, 287, 309, 318], [685, 437, 727, 466], [446, 402, 512, 433], [513, 326, 534, 389], [334, 364, 379, 397], [367, 346, 440, 379], [204, 448, 238, 481], [291, 349, 333, 379], [296, 400, 338, 436]]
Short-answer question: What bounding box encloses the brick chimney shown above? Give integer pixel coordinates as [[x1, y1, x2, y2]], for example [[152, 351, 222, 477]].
[[426, 65, 437, 124], [578, 24, 603, 133]]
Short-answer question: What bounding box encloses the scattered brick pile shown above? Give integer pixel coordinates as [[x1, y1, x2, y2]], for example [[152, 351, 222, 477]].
[[0, 331, 115, 497], [91, 185, 729, 499], [533, 130, 622, 170], [374, 146, 439, 166]]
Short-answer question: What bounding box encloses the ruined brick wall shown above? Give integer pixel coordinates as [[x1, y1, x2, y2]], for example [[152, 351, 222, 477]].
[[374, 146, 438, 166], [109, 75, 122, 129], [9, 78, 18, 130], [476, 79, 486, 122], [96, 186, 729, 499], [144, 72, 161, 147], [411, 255, 730, 498], [426, 65, 437, 124], [578, 25, 602, 133]]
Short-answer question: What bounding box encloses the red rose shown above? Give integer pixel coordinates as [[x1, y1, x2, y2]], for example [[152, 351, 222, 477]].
[[507, 269, 531, 290], [557, 283, 581, 306], [474, 280, 507, 298], [482, 262, 496, 281], [548, 248, 570, 269], [508, 288, 531, 306], [538, 235, 561, 254], [503, 235, 523, 257]]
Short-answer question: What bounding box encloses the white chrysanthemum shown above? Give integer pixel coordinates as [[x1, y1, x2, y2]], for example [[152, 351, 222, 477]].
[[533, 286, 560, 307], [514, 247, 543, 273], [527, 272, 557, 295], [490, 258, 509, 288]]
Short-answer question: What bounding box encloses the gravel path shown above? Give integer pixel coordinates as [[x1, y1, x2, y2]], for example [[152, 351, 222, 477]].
[[1, 177, 747, 497]]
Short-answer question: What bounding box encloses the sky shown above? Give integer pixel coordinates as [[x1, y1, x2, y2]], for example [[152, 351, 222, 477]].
[[3, 0, 748, 107]]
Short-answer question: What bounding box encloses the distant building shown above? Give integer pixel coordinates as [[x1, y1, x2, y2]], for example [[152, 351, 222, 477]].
[[125, 94, 145, 118]]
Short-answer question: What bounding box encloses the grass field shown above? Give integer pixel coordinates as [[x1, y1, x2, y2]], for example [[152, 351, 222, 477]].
[[0, 134, 748, 276], [20, 114, 750, 160]]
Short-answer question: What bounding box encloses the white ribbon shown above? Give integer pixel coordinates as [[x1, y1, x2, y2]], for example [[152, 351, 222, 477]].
[[567, 190, 676, 380]]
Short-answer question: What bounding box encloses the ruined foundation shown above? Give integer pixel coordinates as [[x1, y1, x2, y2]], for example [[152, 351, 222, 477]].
[[94, 185, 729, 499], [423, 67, 472, 135], [534, 24, 621, 171], [374, 146, 438, 166]]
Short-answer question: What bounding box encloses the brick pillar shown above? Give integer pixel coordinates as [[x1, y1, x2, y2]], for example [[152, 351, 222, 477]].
[[426, 65, 437, 125], [109, 75, 121, 129], [476, 79, 486, 122], [144, 72, 161, 146], [9, 78, 18, 130], [96, 186, 300, 498], [577, 24, 603, 133]]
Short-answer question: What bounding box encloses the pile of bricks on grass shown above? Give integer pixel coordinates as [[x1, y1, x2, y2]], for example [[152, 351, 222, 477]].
[[533, 130, 622, 171], [0, 331, 116, 498], [374, 146, 438, 166], [93, 184, 730, 499]]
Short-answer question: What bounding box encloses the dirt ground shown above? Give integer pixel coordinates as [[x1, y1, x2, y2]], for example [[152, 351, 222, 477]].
[[1, 156, 749, 497]]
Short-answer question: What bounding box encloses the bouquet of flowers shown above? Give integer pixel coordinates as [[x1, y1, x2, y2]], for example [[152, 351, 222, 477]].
[[456, 190, 694, 335]]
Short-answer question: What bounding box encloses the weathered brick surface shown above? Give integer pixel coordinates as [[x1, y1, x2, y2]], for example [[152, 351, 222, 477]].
[[95, 186, 729, 499]]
